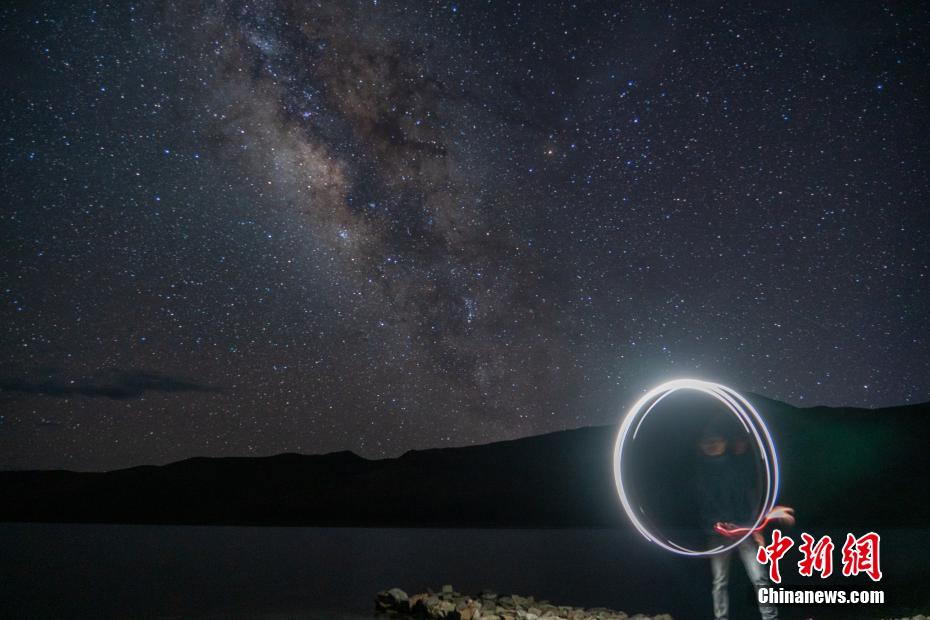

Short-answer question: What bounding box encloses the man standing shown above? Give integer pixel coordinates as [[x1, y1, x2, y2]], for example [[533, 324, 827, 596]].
[[696, 423, 778, 620]]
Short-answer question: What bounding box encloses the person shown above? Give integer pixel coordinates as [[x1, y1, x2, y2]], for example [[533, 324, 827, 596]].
[[728, 429, 762, 545], [696, 422, 778, 620]]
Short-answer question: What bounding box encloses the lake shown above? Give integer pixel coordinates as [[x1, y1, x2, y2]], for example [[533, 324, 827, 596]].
[[1, 524, 926, 618]]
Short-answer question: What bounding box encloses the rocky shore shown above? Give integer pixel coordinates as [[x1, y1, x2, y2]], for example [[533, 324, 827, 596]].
[[375, 585, 672, 620]]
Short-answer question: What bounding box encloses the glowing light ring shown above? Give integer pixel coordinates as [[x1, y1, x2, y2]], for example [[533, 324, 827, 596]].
[[613, 379, 780, 557]]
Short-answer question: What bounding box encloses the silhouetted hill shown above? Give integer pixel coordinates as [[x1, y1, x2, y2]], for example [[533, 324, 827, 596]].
[[1, 396, 927, 528]]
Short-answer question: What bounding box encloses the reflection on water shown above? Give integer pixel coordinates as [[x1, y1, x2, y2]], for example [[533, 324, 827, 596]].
[[1, 524, 926, 619]]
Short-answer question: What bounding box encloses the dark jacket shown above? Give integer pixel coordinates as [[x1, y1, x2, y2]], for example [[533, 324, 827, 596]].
[[696, 453, 752, 532]]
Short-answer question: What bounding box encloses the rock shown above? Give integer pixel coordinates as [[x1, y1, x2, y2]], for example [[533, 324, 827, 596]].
[[374, 586, 670, 620], [459, 599, 481, 620], [375, 588, 409, 613], [436, 600, 458, 617], [411, 601, 429, 616]]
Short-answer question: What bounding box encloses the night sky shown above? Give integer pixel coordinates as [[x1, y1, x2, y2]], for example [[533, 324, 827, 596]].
[[2, 1, 928, 471]]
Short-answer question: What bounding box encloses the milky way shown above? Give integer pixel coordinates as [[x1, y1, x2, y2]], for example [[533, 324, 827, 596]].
[[1, 0, 928, 469]]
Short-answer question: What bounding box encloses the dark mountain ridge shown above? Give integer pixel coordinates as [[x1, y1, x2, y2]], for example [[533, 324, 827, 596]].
[[1, 396, 927, 529]]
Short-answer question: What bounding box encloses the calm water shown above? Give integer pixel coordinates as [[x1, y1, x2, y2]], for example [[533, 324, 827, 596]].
[[1, 524, 926, 619]]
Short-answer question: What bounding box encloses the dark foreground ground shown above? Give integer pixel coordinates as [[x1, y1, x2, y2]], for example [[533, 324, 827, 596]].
[[1, 524, 926, 619]]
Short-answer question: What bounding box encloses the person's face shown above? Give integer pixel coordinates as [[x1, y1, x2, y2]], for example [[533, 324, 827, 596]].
[[699, 435, 727, 456]]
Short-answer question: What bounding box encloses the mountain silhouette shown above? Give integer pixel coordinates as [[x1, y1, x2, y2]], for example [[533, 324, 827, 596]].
[[1, 395, 927, 529]]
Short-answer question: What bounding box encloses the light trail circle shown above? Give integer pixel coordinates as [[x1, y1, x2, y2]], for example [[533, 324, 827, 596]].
[[612, 379, 780, 556]]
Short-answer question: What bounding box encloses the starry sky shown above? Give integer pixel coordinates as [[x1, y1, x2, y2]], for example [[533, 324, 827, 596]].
[[1, 0, 928, 471]]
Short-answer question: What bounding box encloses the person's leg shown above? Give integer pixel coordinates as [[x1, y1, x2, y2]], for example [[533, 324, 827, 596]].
[[737, 537, 778, 620], [710, 548, 732, 620]]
